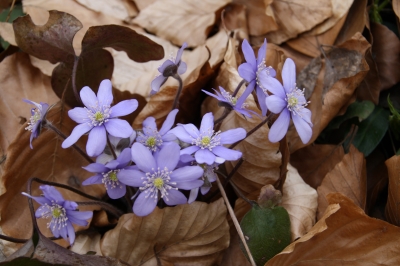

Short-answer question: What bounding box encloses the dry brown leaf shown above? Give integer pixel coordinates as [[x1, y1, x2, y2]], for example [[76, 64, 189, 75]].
[[385, 155, 400, 226], [132, 0, 156, 11], [220, 3, 249, 41], [290, 144, 345, 188], [266, 193, 400, 265], [70, 231, 103, 256], [0, 53, 59, 157], [132, 0, 230, 47], [393, 0, 400, 20], [265, 0, 333, 44], [100, 199, 229, 265], [335, 0, 367, 45], [317, 145, 367, 220], [76, 0, 138, 20], [0, 22, 16, 46]]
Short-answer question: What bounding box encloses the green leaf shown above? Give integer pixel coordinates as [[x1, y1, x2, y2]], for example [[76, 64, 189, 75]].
[[388, 95, 400, 140], [240, 205, 291, 265], [327, 101, 375, 130], [352, 106, 389, 156]]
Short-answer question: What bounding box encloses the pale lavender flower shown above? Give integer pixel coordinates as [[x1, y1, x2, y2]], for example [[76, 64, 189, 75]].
[[170, 112, 246, 165], [82, 148, 133, 199], [22, 185, 92, 245], [238, 39, 276, 116], [202, 87, 258, 118], [96, 133, 136, 164], [117, 142, 204, 216], [61, 79, 138, 157], [24, 99, 49, 149], [136, 109, 178, 152], [262, 58, 313, 144], [151, 43, 187, 95], [188, 162, 220, 204]]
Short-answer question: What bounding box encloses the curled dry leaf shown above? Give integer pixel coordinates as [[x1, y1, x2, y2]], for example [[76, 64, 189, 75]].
[[385, 155, 400, 226], [100, 198, 229, 266], [266, 193, 400, 265], [133, 0, 231, 47], [317, 145, 367, 220], [70, 231, 103, 256], [76, 0, 138, 20], [0, 22, 16, 46], [220, 3, 249, 41]]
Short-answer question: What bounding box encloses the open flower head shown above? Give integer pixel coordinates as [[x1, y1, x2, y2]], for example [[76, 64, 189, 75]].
[[116, 142, 204, 216], [188, 161, 219, 203], [170, 112, 246, 165], [136, 109, 178, 153], [61, 79, 138, 157], [263, 58, 313, 144], [238, 39, 276, 116], [22, 185, 92, 245], [24, 99, 49, 149], [151, 43, 188, 95], [83, 148, 133, 199]]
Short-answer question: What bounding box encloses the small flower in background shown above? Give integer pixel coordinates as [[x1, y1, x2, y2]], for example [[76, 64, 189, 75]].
[[188, 162, 220, 203], [116, 142, 204, 216], [262, 58, 313, 144], [170, 112, 246, 165], [96, 133, 136, 164], [83, 148, 133, 199], [22, 185, 92, 245], [202, 87, 259, 118], [136, 109, 179, 153], [150, 43, 187, 95], [61, 79, 138, 157], [24, 99, 49, 149], [238, 39, 276, 116]]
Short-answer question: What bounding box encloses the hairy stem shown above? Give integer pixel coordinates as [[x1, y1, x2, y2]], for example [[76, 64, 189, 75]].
[[0, 234, 28, 243], [72, 56, 83, 106], [107, 135, 117, 160], [232, 79, 246, 97], [172, 75, 183, 110]]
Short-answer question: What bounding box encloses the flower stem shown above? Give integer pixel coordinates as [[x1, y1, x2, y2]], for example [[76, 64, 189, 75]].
[[72, 56, 83, 106], [223, 158, 244, 186], [172, 74, 183, 110], [106, 135, 117, 160], [76, 201, 123, 218], [214, 108, 231, 130], [0, 234, 28, 243], [232, 79, 246, 97]]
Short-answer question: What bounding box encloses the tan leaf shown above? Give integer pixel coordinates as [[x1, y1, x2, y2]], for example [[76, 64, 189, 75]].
[[220, 3, 249, 40], [100, 199, 229, 265], [266, 193, 400, 265], [0, 22, 16, 46], [265, 0, 333, 44], [76, 0, 138, 20], [392, 0, 400, 20], [70, 232, 103, 256], [385, 155, 400, 226], [317, 145, 367, 220], [290, 144, 345, 188], [132, 0, 231, 47], [335, 0, 367, 45], [132, 0, 156, 11]]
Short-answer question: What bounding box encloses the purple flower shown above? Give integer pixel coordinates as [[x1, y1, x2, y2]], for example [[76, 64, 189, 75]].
[[61, 79, 138, 157], [188, 162, 219, 203], [151, 43, 188, 95], [96, 133, 136, 164], [202, 87, 259, 118], [24, 99, 49, 149], [238, 39, 276, 116], [136, 109, 178, 152], [82, 148, 133, 199], [263, 58, 313, 144], [117, 142, 204, 216], [170, 112, 246, 165], [22, 185, 92, 245]]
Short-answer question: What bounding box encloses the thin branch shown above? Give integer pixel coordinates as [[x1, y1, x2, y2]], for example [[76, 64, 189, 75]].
[[5, 0, 16, 22]]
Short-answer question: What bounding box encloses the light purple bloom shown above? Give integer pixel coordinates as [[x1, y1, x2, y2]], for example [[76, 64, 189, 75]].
[[263, 58, 313, 144], [238, 39, 276, 116], [96, 133, 136, 164], [170, 112, 246, 165], [151, 43, 188, 95], [118, 142, 204, 216], [136, 109, 178, 152], [82, 148, 133, 199], [24, 99, 49, 149], [22, 185, 92, 245], [61, 79, 138, 157], [202, 87, 259, 118], [188, 162, 220, 203]]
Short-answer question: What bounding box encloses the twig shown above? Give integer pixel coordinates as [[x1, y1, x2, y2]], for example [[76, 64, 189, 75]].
[[5, 0, 16, 22]]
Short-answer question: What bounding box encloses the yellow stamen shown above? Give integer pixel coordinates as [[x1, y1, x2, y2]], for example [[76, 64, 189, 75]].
[[153, 177, 164, 189]]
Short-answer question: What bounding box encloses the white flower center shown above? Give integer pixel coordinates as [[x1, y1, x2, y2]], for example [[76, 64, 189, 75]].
[[40, 203, 68, 230], [193, 128, 221, 150], [256, 60, 274, 92], [285, 85, 309, 116], [86, 102, 111, 126], [102, 170, 121, 189], [137, 129, 163, 152], [25, 108, 41, 132], [140, 167, 177, 202], [221, 90, 238, 106]]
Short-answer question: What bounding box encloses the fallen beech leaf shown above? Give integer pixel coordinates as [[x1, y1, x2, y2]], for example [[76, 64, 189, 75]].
[[76, 0, 138, 20], [290, 144, 345, 188], [220, 3, 249, 40], [266, 193, 400, 265], [265, 0, 333, 44], [133, 0, 231, 47], [0, 52, 59, 157], [70, 231, 103, 256], [0, 22, 16, 46], [133, 0, 156, 11], [394, 0, 400, 20], [335, 0, 367, 44], [317, 145, 366, 219], [385, 155, 400, 225], [100, 199, 229, 265]]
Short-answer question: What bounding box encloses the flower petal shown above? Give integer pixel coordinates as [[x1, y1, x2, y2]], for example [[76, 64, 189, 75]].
[[268, 109, 290, 143], [282, 58, 296, 94], [66, 210, 92, 226], [158, 59, 174, 73], [68, 107, 88, 124], [159, 109, 179, 135], [220, 128, 246, 144], [116, 148, 131, 166], [28, 195, 51, 206], [151, 75, 167, 94], [110, 99, 138, 118], [40, 185, 64, 202], [200, 112, 214, 133], [176, 42, 187, 63], [256, 86, 268, 116], [106, 184, 126, 199], [117, 169, 145, 187], [242, 39, 256, 69], [97, 79, 113, 106], [293, 113, 313, 144], [257, 39, 267, 65], [66, 221, 75, 245], [105, 119, 133, 138], [170, 165, 204, 182], [131, 142, 156, 172], [177, 61, 187, 75], [180, 145, 200, 155], [188, 188, 199, 204], [80, 86, 97, 108], [133, 191, 158, 216], [258, 74, 285, 99], [195, 149, 215, 165], [86, 126, 107, 157], [169, 125, 196, 143], [82, 174, 103, 185], [164, 189, 187, 206], [61, 123, 92, 149], [142, 116, 157, 135], [265, 95, 287, 114], [238, 62, 256, 82], [212, 146, 242, 161], [156, 142, 180, 170], [176, 180, 204, 190], [83, 163, 108, 173]]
